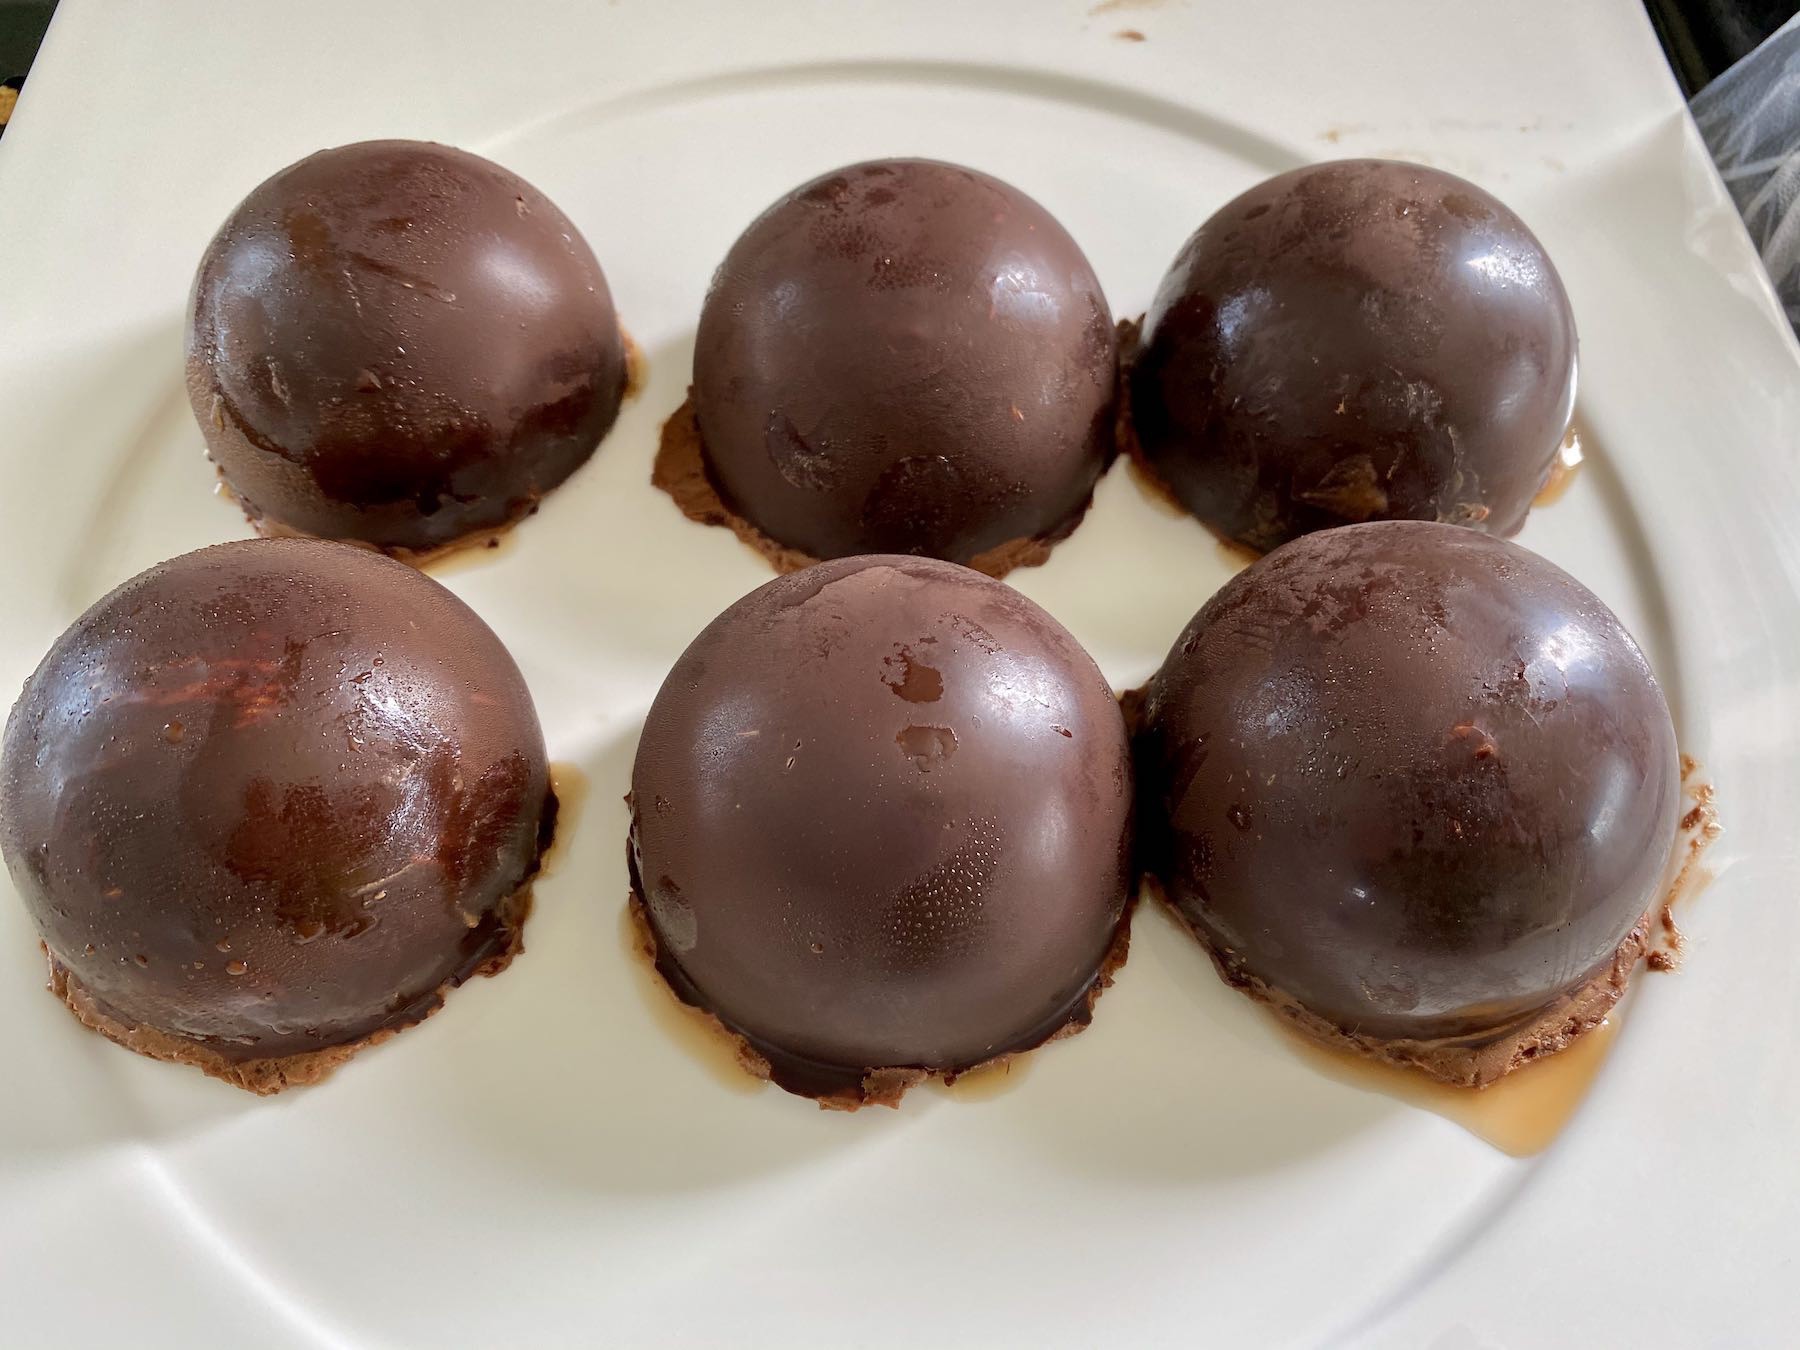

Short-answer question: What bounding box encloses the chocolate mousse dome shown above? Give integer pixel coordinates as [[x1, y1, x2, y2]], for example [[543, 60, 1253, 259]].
[[0, 538, 556, 1092]]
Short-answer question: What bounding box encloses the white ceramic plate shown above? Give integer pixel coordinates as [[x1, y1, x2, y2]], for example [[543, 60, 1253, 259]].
[[4, 2, 1799, 1345]]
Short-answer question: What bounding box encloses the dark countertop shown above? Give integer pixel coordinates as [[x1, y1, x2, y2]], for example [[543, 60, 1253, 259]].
[[0, 1, 53, 81], [1, 0, 55, 134], [1647, 0, 1799, 91]]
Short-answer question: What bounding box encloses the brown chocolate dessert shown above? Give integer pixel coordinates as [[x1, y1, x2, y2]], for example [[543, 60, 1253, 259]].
[[1134, 522, 1680, 1086], [652, 398, 1064, 579], [674, 158, 1117, 573], [0, 538, 555, 1093], [1131, 159, 1578, 553], [628, 555, 1134, 1106], [186, 140, 628, 556]]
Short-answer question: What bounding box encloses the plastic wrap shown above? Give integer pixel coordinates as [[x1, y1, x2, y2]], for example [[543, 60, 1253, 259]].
[[1692, 14, 1800, 332]]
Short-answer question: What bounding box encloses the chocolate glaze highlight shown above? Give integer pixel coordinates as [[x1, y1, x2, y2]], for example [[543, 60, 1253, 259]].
[[687, 159, 1118, 568], [0, 538, 555, 1092], [187, 140, 627, 555], [628, 555, 1133, 1105], [1135, 522, 1679, 1084], [1131, 159, 1577, 553]]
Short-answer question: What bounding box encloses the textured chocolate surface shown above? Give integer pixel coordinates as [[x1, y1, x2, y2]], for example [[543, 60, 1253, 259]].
[[629, 555, 1133, 1101], [187, 140, 626, 553], [690, 159, 1117, 565], [1136, 522, 1678, 1044], [0, 538, 553, 1077], [1131, 159, 1577, 553]]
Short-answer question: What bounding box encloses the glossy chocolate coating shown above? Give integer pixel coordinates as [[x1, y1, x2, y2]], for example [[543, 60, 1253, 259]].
[[692, 159, 1117, 565], [1132, 159, 1577, 553], [1136, 522, 1678, 1042], [0, 538, 553, 1064], [187, 140, 626, 553], [629, 555, 1132, 1096]]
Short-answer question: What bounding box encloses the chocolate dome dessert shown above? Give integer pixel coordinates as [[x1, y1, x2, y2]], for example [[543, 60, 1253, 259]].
[[1131, 159, 1577, 553], [629, 555, 1133, 1105], [662, 158, 1117, 575], [187, 139, 628, 557], [1134, 522, 1678, 1085], [0, 538, 555, 1092]]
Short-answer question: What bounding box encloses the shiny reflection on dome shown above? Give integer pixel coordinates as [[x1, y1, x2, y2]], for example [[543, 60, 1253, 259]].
[[480, 238, 557, 311], [1464, 246, 1545, 291], [988, 259, 1059, 324]]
